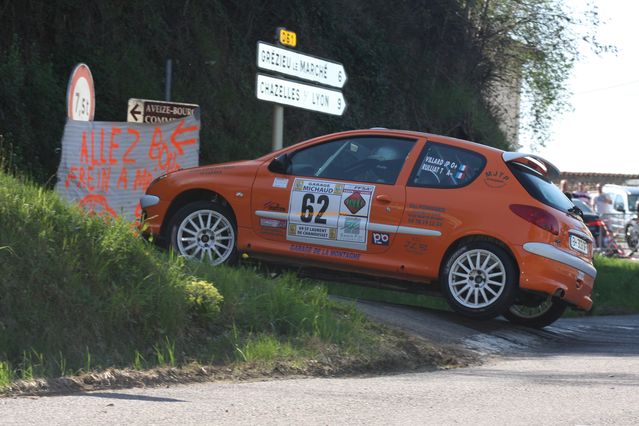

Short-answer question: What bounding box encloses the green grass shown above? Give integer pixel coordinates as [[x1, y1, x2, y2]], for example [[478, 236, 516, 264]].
[[588, 255, 639, 315], [0, 169, 378, 386]]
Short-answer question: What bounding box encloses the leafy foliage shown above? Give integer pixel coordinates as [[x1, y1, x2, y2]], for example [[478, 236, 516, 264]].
[[460, 0, 612, 146], [1, 0, 585, 183]]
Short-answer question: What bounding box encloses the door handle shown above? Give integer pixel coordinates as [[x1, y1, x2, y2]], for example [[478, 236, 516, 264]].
[[376, 194, 392, 203]]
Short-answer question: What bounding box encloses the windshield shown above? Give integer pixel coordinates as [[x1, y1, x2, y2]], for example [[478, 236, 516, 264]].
[[629, 194, 639, 212], [508, 162, 574, 213]]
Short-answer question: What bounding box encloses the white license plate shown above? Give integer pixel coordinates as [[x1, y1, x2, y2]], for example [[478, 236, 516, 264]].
[[570, 234, 589, 255]]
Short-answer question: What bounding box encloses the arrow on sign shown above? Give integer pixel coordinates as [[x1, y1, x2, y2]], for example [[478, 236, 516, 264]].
[[256, 74, 347, 116], [257, 42, 348, 89], [129, 103, 142, 122]]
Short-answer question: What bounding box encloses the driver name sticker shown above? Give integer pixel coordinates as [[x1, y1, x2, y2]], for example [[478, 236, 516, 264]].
[[287, 178, 375, 251]]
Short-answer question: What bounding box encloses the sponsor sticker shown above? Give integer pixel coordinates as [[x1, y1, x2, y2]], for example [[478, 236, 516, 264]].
[[273, 177, 289, 188], [260, 218, 287, 228], [484, 170, 510, 188], [372, 232, 390, 246], [287, 178, 375, 250]]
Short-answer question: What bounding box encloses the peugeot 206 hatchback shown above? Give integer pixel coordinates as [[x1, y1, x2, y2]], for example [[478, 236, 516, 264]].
[[140, 129, 596, 328]]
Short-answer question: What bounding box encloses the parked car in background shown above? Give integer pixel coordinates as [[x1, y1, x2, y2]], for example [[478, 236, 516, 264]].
[[140, 129, 597, 328], [571, 198, 619, 255], [601, 184, 639, 247]]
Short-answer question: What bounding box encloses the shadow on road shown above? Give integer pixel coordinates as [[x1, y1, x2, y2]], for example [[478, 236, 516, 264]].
[[352, 298, 639, 358], [78, 392, 186, 403]]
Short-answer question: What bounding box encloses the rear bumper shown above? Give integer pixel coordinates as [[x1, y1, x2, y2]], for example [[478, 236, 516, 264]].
[[516, 242, 596, 311]]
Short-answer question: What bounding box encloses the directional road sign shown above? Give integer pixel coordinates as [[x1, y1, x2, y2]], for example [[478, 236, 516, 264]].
[[256, 73, 347, 116], [257, 42, 348, 89], [127, 98, 199, 123]]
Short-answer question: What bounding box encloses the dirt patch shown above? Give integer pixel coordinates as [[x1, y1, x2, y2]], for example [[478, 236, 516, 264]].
[[1, 330, 477, 397]]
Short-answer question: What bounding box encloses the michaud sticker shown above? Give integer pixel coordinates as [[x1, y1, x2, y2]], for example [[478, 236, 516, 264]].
[[287, 178, 375, 251]]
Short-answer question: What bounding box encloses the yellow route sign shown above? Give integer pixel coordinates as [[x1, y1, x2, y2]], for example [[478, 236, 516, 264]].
[[277, 28, 297, 47]]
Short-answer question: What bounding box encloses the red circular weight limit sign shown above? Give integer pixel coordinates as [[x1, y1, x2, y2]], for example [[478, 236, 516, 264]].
[[66, 63, 95, 121]]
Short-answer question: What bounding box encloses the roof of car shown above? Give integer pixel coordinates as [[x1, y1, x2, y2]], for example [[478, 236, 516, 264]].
[[602, 184, 639, 194]]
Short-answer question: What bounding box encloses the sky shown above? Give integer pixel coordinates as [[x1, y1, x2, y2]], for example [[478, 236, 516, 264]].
[[518, 0, 639, 174]]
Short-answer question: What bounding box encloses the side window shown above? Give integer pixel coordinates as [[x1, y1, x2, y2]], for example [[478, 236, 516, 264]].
[[286, 136, 416, 185], [613, 195, 625, 211], [409, 142, 486, 188]]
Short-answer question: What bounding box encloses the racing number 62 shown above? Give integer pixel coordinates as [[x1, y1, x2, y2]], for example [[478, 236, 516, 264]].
[[300, 194, 329, 224]]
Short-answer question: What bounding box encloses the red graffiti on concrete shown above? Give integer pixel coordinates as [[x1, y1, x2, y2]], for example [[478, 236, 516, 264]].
[[63, 118, 199, 217]]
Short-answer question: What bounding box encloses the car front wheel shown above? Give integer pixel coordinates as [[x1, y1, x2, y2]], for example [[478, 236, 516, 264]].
[[169, 200, 237, 265], [442, 242, 517, 319], [503, 297, 567, 328]]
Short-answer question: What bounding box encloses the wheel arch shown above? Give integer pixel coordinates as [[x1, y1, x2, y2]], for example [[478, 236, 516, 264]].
[[160, 189, 237, 240], [438, 234, 521, 287]]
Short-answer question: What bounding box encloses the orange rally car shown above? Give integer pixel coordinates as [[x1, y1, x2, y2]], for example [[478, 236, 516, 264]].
[[140, 129, 596, 328]]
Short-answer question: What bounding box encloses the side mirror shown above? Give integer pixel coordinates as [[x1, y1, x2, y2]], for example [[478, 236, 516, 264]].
[[615, 205, 626, 213], [268, 154, 290, 174]]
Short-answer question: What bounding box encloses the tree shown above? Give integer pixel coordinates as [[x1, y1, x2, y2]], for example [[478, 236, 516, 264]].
[[460, 0, 612, 148]]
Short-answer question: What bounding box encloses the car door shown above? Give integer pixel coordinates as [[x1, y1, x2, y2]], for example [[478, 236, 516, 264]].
[[396, 140, 488, 278], [250, 135, 417, 270]]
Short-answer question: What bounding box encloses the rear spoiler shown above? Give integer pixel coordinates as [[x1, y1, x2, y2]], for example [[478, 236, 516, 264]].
[[502, 152, 560, 180]]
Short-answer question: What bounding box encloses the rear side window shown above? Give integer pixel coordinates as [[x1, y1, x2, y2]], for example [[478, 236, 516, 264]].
[[409, 142, 486, 188], [508, 162, 573, 212]]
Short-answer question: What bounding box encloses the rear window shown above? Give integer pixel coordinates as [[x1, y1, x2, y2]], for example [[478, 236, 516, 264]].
[[508, 162, 573, 212]]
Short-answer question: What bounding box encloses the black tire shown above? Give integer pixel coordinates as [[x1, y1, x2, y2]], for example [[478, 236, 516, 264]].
[[441, 242, 517, 319], [503, 297, 567, 328], [168, 200, 237, 265]]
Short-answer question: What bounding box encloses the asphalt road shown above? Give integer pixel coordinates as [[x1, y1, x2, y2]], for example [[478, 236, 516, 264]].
[[3, 303, 639, 425]]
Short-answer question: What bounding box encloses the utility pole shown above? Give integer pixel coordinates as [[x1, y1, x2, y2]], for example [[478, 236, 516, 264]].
[[165, 59, 172, 102]]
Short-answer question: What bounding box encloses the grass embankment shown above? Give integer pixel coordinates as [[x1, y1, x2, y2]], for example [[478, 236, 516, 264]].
[[588, 256, 639, 315], [0, 171, 452, 393]]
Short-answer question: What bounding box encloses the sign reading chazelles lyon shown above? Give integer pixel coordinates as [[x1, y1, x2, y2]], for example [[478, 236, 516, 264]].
[[127, 98, 199, 124], [257, 41, 347, 89], [256, 73, 346, 116]]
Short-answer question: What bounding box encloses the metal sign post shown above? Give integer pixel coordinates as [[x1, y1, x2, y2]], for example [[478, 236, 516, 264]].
[[272, 104, 284, 151]]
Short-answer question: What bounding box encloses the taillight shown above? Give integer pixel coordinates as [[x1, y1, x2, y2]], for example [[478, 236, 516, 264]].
[[510, 204, 559, 235], [586, 219, 605, 228]]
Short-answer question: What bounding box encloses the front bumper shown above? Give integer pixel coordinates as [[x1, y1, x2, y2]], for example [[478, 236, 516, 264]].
[[517, 242, 596, 311]]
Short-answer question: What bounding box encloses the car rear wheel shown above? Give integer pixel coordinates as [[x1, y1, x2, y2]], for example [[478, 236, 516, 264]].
[[442, 242, 517, 319], [503, 297, 567, 328], [169, 200, 237, 265]]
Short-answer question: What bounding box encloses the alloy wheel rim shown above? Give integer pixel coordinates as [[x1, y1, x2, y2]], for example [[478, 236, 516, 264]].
[[176, 209, 234, 265], [509, 297, 554, 319], [449, 249, 506, 309]]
